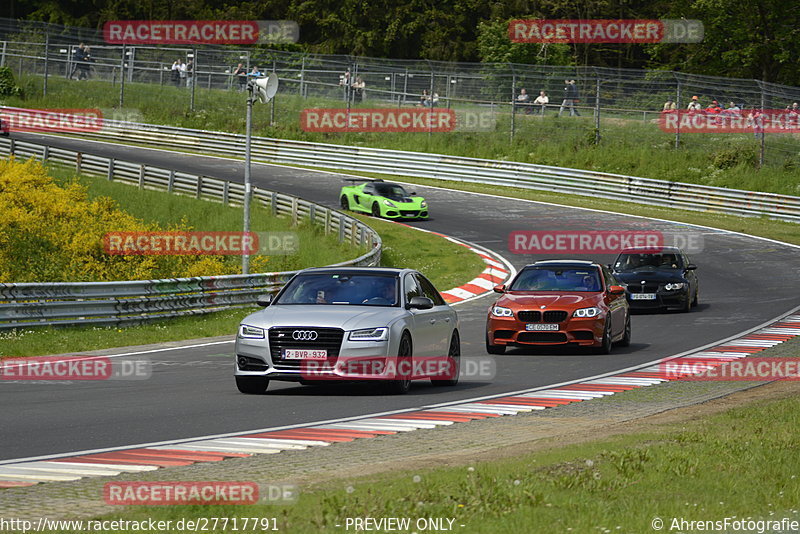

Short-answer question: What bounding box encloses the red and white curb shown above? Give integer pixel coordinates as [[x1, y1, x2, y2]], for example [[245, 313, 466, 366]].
[[1, 312, 797, 489], [390, 222, 515, 304]]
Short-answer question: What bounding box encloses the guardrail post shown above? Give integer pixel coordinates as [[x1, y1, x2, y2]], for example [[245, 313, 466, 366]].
[[271, 192, 278, 217], [196, 176, 203, 199], [138, 164, 145, 189], [325, 209, 331, 234], [338, 216, 345, 242], [222, 180, 229, 205], [42, 145, 49, 161], [167, 170, 175, 193], [76, 152, 82, 173], [309, 204, 316, 225], [351, 221, 357, 246], [291, 197, 299, 226], [107, 158, 115, 181], [9, 138, 15, 156]]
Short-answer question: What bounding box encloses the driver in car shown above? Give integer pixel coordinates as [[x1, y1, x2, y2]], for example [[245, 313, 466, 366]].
[[362, 280, 397, 305]]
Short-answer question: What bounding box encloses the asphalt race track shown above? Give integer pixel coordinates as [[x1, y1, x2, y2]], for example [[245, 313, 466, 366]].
[[2, 132, 798, 461]]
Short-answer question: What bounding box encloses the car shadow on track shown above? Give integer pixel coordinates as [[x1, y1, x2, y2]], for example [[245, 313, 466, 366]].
[[500, 342, 650, 357], [265, 380, 489, 396]]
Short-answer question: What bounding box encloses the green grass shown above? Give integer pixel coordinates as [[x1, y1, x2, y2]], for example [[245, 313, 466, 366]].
[[77, 342, 800, 533], [0, 170, 485, 357], [5, 76, 800, 196]]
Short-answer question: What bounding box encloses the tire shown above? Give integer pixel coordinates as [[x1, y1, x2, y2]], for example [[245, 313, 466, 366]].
[[692, 287, 699, 307], [593, 319, 613, 355], [681, 294, 692, 313], [386, 333, 413, 394], [618, 314, 631, 347], [432, 331, 460, 386], [235, 375, 269, 394], [485, 332, 505, 355], [371, 202, 381, 218], [340, 195, 350, 210]]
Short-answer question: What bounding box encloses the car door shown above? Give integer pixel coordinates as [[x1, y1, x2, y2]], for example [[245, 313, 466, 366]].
[[403, 273, 437, 357], [355, 183, 373, 209], [602, 267, 627, 336], [415, 273, 453, 355]]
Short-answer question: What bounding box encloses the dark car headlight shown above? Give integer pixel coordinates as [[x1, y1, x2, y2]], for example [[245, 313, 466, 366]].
[[664, 283, 686, 291]]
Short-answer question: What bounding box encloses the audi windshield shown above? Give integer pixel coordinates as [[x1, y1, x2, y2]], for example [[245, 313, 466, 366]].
[[509, 267, 603, 292], [275, 273, 400, 306]]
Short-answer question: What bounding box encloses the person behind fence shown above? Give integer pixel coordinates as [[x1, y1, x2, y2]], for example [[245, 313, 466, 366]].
[[78, 46, 94, 80], [687, 95, 702, 112], [661, 100, 677, 113], [515, 88, 531, 114], [533, 90, 549, 115], [248, 66, 262, 80], [186, 59, 194, 88], [787, 102, 799, 117], [418, 89, 429, 107], [353, 76, 366, 101], [171, 60, 181, 87], [558, 79, 580, 117], [233, 63, 247, 91], [69, 43, 85, 80], [178, 60, 187, 87]]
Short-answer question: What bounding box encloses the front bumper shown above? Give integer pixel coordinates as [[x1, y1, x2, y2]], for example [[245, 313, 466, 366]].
[[382, 208, 428, 219], [486, 314, 605, 347], [627, 289, 689, 311]]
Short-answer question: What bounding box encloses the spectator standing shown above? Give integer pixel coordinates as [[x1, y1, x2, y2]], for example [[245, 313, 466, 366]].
[[69, 44, 85, 80], [186, 59, 194, 88], [687, 95, 702, 112], [533, 90, 549, 115], [171, 60, 181, 87], [788, 102, 799, 117], [233, 63, 247, 92], [353, 76, 366, 102], [418, 89, 429, 107], [78, 46, 93, 80], [558, 80, 580, 117], [178, 60, 187, 87]]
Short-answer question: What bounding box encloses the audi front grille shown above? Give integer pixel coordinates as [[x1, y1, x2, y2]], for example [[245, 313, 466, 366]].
[[268, 327, 344, 370]]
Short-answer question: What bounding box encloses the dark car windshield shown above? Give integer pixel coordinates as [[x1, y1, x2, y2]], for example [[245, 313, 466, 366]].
[[509, 267, 602, 292], [275, 273, 399, 306], [615, 252, 683, 271], [374, 183, 409, 200]]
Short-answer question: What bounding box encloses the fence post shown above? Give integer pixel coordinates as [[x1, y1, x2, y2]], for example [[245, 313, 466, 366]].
[[271, 192, 278, 216], [43, 32, 49, 96], [338, 216, 345, 243], [759, 83, 766, 168], [309, 204, 316, 225], [510, 68, 516, 143], [402, 68, 408, 106], [270, 61, 276, 125], [675, 77, 682, 149], [0, 41, 6, 67], [190, 48, 197, 111], [196, 175, 203, 198], [42, 145, 49, 161], [300, 56, 305, 96], [222, 180, 229, 205], [325, 208, 331, 235], [138, 164, 145, 189], [107, 158, 115, 181], [428, 60, 434, 139], [76, 152, 82, 173], [291, 197, 299, 226], [119, 44, 126, 107], [594, 76, 601, 144], [167, 170, 175, 193]]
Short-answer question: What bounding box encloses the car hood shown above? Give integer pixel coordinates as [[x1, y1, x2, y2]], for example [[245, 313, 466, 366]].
[[385, 197, 424, 205], [614, 270, 687, 283], [497, 292, 600, 309], [241, 305, 407, 330]]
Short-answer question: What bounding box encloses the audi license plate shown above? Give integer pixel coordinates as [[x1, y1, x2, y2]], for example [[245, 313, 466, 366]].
[[282, 349, 327, 360], [631, 293, 657, 300], [526, 323, 559, 331]]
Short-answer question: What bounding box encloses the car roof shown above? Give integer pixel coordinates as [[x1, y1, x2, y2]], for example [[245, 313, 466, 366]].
[[297, 266, 409, 276], [527, 260, 598, 268], [618, 246, 683, 254]]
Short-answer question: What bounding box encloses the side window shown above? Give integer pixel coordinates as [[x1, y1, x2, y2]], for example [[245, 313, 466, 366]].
[[601, 266, 616, 288], [404, 273, 422, 304], [415, 274, 445, 306], [362, 184, 374, 195]]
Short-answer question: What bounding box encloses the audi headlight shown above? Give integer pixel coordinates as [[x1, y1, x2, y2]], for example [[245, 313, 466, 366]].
[[420, 201, 427, 208], [239, 324, 265, 339], [573, 307, 602, 318], [664, 283, 685, 291], [349, 327, 389, 341], [383, 199, 395, 207], [491, 306, 514, 317]]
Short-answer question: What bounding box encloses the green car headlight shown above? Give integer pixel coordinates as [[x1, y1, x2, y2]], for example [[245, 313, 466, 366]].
[[383, 199, 395, 207], [420, 201, 427, 208]]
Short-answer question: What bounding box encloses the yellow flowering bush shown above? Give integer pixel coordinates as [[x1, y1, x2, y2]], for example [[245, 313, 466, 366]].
[[0, 158, 229, 282]]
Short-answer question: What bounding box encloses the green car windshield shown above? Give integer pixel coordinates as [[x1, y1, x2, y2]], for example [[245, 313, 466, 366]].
[[374, 183, 409, 201]]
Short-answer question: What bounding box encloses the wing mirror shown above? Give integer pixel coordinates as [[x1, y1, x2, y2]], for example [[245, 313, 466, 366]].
[[608, 285, 626, 295], [686, 264, 697, 270], [256, 294, 274, 307], [493, 284, 506, 293], [407, 296, 434, 310]]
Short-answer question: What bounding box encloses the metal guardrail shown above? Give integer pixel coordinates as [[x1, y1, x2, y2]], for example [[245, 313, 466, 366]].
[[0, 136, 381, 329], [18, 110, 798, 223]]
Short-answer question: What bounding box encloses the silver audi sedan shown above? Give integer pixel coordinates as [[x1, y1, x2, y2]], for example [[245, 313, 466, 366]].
[[235, 267, 460, 394]]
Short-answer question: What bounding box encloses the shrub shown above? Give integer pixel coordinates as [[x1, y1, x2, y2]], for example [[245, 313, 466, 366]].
[[0, 66, 21, 97]]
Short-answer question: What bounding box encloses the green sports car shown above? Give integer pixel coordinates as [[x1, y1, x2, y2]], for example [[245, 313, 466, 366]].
[[339, 179, 428, 219]]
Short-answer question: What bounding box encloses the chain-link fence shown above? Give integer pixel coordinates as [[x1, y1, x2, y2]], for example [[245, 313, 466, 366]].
[[2, 18, 800, 171]]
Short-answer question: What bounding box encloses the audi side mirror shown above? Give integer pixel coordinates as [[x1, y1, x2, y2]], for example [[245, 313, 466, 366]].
[[407, 296, 434, 310], [493, 284, 506, 293], [686, 264, 697, 270], [608, 285, 626, 295], [256, 294, 273, 307]]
